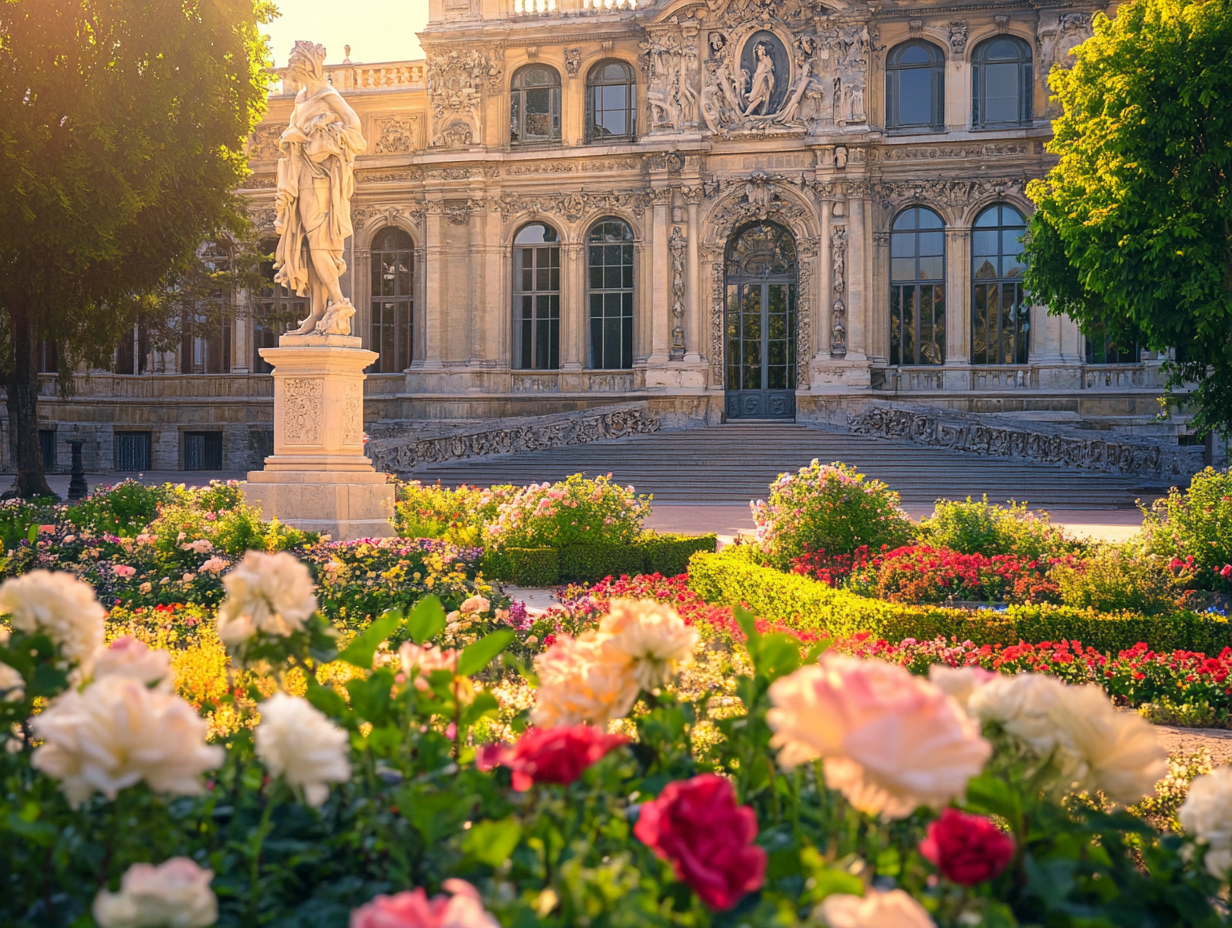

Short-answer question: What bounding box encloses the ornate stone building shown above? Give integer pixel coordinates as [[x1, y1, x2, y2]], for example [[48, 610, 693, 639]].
[[14, 0, 1197, 476]]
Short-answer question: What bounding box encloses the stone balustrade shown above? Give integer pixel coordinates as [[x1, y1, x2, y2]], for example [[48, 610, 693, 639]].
[[275, 61, 425, 96], [510, 0, 637, 14]]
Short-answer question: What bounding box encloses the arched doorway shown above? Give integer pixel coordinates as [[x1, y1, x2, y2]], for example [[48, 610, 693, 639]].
[[724, 221, 798, 419]]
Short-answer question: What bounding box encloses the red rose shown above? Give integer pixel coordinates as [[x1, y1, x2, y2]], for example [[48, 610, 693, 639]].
[[477, 726, 626, 791], [633, 773, 766, 911], [920, 808, 1015, 885]]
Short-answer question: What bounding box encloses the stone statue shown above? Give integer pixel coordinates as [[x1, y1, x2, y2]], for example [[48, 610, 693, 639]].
[[744, 42, 776, 116], [273, 41, 367, 336]]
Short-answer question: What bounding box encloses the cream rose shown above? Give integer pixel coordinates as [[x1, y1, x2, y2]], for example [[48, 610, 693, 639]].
[[0, 627, 23, 702], [397, 641, 459, 690], [460, 595, 490, 615], [816, 889, 934, 928], [31, 676, 224, 807], [927, 664, 997, 710], [0, 569, 106, 680], [254, 692, 350, 807], [93, 857, 218, 928], [1179, 767, 1232, 878], [597, 598, 699, 690], [767, 654, 991, 819], [215, 551, 317, 647], [969, 673, 1167, 804], [94, 637, 174, 690], [530, 631, 639, 729]]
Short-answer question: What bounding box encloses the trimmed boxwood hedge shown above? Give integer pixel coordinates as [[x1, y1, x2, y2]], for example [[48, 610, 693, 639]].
[[686, 549, 1232, 655], [484, 532, 717, 586]]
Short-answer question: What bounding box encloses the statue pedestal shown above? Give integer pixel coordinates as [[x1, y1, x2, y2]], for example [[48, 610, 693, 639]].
[[244, 334, 395, 541]]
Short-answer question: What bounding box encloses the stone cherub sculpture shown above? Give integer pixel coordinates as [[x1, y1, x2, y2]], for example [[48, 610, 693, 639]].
[[273, 41, 366, 337]]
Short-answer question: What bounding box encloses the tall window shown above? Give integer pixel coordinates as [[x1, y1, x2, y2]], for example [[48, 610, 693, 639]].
[[510, 65, 561, 146], [587, 218, 635, 369], [513, 222, 560, 370], [180, 310, 231, 373], [886, 41, 944, 132], [114, 325, 150, 375], [586, 60, 636, 143], [890, 207, 946, 365], [972, 204, 1029, 364], [370, 227, 414, 373], [973, 37, 1033, 128], [254, 249, 305, 374]]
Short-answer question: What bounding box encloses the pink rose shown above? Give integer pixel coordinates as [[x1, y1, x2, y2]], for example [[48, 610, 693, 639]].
[[350, 880, 498, 928], [112, 564, 137, 579]]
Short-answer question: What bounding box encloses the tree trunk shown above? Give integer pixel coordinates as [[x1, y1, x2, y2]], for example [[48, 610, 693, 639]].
[[5, 303, 55, 499]]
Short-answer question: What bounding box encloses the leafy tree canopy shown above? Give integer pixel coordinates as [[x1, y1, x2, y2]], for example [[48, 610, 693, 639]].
[[0, 0, 273, 495], [1025, 0, 1232, 439]]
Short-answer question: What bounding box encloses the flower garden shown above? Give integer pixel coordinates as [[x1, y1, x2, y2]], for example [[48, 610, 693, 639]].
[[2, 463, 1232, 928]]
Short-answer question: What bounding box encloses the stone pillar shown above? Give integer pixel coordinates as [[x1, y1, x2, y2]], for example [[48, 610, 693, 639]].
[[232, 290, 251, 374], [685, 191, 702, 363], [421, 204, 445, 369], [352, 246, 371, 351], [469, 203, 486, 363], [649, 191, 670, 365], [562, 243, 584, 370], [244, 334, 394, 540], [871, 230, 890, 363], [943, 226, 971, 391], [846, 190, 867, 361], [818, 199, 832, 357]]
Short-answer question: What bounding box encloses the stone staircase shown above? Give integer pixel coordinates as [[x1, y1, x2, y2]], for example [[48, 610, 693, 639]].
[[411, 421, 1158, 508]]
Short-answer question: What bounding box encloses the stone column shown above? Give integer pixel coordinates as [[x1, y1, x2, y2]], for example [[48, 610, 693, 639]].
[[648, 191, 671, 365], [351, 246, 371, 352], [232, 289, 251, 374], [469, 201, 486, 363], [421, 203, 445, 369], [943, 226, 971, 391], [846, 188, 868, 361], [872, 230, 890, 363], [818, 197, 832, 357], [685, 189, 703, 363], [561, 243, 584, 370]]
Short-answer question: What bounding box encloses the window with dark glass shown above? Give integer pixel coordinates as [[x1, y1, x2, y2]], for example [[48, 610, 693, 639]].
[[180, 309, 231, 374], [1086, 327, 1141, 364], [510, 65, 562, 146], [254, 246, 304, 374], [114, 325, 150, 375], [886, 41, 944, 132], [973, 37, 1033, 128], [586, 60, 636, 143], [513, 222, 560, 370], [972, 204, 1029, 364], [890, 207, 946, 365], [587, 218, 634, 369], [370, 227, 414, 373]]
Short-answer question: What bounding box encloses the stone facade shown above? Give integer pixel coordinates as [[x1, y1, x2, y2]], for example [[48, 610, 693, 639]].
[[10, 0, 1209, 477]]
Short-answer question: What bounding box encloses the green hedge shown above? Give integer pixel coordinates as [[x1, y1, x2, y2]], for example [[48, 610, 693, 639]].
[[484, 532, 717, 586], [686, 550, 1232, 654]]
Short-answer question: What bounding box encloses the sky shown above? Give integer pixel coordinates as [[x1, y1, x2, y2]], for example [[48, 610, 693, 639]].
[[262, 0, 430, 66]]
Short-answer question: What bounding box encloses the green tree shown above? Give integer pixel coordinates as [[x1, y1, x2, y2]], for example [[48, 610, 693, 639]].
[[1025, 0, 1232, 439], [0, 0, 272, 497]]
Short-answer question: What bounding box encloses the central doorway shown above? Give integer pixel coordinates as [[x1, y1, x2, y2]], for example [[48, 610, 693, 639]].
[[724, 221, 798, 419]]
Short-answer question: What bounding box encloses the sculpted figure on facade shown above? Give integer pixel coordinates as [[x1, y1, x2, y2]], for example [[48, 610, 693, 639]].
[[273, 41, 367, 336], [426, 47, 489, 145], [1039, 12, 1094, 79], [743, 42, 776, 116]]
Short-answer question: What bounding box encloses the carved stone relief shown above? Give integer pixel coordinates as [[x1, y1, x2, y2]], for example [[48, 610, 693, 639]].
[[948, 21, 968, 55], [669, 226, 687, 359], [246, 125, 283, 161], [565, 48, 582, 77], [425, 47, 494, 146], [871, 143, 1031, 162], [433, 120, 474, 149], [1039, 12, 1094, 79], [830, 224, 847, 356], [343, 382, 363, 447], [873, 177, 1027, 211], [498, 190, 650, 223], [283, 378, 324, 445], [372, 115, 422, 154], [642, 29, 698, 134]]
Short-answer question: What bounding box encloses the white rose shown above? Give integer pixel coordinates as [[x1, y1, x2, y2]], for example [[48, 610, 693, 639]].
[[531, 632, 639, 729], [93, 857, 218, 928], [31, 676, 224, 807], [216, 551, 317, 647], [927, 664, 997, 711], [254, 692, 350, 807], [1179, 766, 1232, 879], [94, 637, 174, 690], [0, 569, 106, 680], [817, 889, 934, 928], [968, 672, 1067, 758], [460, 595, 490, 615], [597, 598, 699, 690]]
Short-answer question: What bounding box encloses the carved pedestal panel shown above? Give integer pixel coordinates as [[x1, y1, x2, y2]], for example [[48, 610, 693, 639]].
[[244, 334, 395, 540]]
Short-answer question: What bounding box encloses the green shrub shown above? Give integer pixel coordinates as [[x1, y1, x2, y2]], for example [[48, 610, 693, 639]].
[[1052, 546, 1183, 616], [1143, 466, 1232, 592], [498, 547, 560, 586], [686, 549, 1230, 653], [637, 532, 717, 577], [484, 473, 650, 549], [558, 543, 645, 584], [0, 498, 58, 550], [750, 460, 913, 568], [395, 481, 517, 545], [64, 479, 164, 537], [918, 496, 1081, 562]]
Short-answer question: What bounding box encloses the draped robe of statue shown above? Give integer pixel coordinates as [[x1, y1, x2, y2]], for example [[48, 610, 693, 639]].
[[273, 54, 366, 335], [744, 44, 776, 116]]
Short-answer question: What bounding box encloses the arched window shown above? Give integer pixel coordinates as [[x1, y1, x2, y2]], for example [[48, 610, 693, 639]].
[[972, 204, 1029, 364], [973, 37, 1032, 128], [886, 41, 944, 132], [513, 222, 560, 369], [370, 227, 414, 373], [586, 60, 636, 143], [587, 218, 635, 369], [511, 65, 562, 146], [890, 207, 946, 366]]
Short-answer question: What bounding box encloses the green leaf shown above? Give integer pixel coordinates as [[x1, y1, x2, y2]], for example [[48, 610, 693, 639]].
[[458, 629, 516, 677], [463, 817, 523, 867], [734, 604, 759, 643], [461, 691, 501, 728], [749, 632, 801, 683], [804, 638, 833, 664], [26, 523, 37, 546], [965, 774, 1022, 823], [405, 596, 447, 645], [337, 609, 404, 669], [304, 682, 351, 723], [345, 671, 395, 724]]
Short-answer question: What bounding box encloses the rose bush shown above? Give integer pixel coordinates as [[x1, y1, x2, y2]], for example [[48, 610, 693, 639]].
[[483, 473, 650, 550]]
